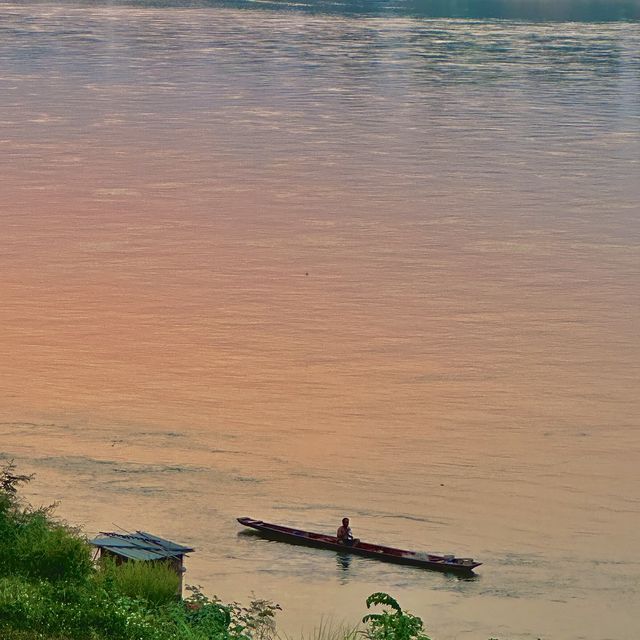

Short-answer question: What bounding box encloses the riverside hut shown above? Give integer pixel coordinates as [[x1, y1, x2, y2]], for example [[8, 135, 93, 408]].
[[90, 531, 194, 595]]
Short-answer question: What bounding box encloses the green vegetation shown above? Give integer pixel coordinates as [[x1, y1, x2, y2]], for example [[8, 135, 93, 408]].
[[0, 460, 281, 640], [96, 557, 181, 606], [362, 593, 430, 640], [0, 460, 440, 640]]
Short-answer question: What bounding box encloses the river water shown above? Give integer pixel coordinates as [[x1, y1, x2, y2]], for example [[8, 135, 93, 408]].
[[1, 1, 639, 638]]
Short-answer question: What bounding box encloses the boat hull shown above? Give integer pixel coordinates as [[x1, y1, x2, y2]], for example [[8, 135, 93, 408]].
[[237, 517, 481, 575]]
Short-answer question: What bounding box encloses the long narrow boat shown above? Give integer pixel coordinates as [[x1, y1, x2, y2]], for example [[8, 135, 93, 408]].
[[237, 517, 481, 575]]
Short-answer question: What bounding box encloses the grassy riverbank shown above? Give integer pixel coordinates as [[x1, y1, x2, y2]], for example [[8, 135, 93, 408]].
[[0, 461, 439, 640], [0, 461, 288, 640]]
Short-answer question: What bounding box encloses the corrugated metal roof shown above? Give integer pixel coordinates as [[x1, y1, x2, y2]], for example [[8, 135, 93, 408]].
[[90, 531, 194, 561]]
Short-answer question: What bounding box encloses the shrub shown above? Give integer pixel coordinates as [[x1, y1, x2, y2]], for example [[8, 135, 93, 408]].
[[12, 512, 93, 583], [0, 462, 92, 583], [227, 595, 281, 640], [174, 585, 280, 640], [179, 584, 232, 638], [0, 576, 170, 640], [362, 593, 431, 640]]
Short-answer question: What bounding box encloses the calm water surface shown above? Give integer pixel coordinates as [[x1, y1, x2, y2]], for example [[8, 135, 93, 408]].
[[1, 2, 639, 638]]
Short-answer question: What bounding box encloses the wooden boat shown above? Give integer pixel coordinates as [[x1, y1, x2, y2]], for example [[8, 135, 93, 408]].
[[237, 517, 481, 575]]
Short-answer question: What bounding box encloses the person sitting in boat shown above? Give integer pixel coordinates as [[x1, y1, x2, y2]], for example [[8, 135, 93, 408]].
[[337, 517, 359, 546]]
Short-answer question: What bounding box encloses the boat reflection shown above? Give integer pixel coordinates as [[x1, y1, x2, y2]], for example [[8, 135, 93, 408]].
[[336, 551, 352, 572]]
